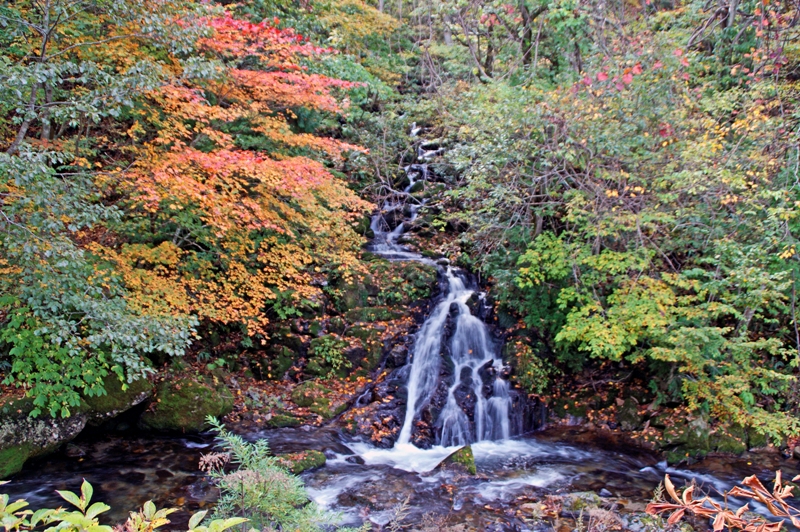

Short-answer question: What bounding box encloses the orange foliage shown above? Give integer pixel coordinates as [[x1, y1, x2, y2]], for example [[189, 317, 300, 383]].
[[99, 11, 372, 337]]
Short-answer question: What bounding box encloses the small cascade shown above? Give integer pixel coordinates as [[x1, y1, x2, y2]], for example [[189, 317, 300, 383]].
[[367, 126, 517, 450]]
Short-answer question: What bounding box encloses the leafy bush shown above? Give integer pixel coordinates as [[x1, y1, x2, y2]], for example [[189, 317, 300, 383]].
[[201, 417, 335, 532], [0, 479, 244, 532]]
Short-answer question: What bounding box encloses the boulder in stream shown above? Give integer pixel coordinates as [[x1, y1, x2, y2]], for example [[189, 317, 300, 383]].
[[139, 376, 234, 432], [278, 450, 326, 474], [0, 396, 88, 478], [437, 445, 477, 475]]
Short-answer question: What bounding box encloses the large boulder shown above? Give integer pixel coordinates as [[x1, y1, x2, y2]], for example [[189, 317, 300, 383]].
[[0, 397, 88, 479], [83, 375, 153, 426], [139, 376, 234, 432]]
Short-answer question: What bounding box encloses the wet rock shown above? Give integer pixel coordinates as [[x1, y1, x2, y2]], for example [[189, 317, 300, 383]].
[[386, 344, 408, 369], [64, 443, 86, 458], [139, 376, 234, 432], [346, 455, 365, 465], [278, 450, 326, 474], [438, 445, 476, 475], [562, 491, 602, 512], [0, 397, 89, 479]]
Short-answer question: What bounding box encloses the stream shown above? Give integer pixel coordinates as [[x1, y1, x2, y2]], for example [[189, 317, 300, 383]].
[[5, 131, 800, 530]]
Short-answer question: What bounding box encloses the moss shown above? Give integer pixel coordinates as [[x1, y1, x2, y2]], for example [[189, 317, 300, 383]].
[[291, 381, 332, 407], [617, 398, 643, 431], [279, 450, 326, 474], [748, 427, 769, 449], [266, 413, 302, 428], [711, 431, 747, 455], [345, 306, 408, 323], [290, 381, 346, 419], [562, 492, 602, 512], [261, 346, 296, 380], [443, 445, 476, 475], [82, 375, 153, 418], [0, 443, 33, 479], [139, 377, 234, 432]]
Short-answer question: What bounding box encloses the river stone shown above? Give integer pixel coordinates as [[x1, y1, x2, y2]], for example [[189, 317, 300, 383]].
[[0, 397, 89, 479], [83, 375, 153, 426], [562, 492, 602, 512], [278, 450, 326, 474], [139, 377, 234, 432], [438, 445, 477, 475]]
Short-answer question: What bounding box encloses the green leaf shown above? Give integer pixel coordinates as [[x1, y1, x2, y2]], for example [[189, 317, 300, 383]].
[[85, 502, 110, 520], [80, 479, 93, 508], [55, 490, 82, 510], [188, 510, 208, 530]]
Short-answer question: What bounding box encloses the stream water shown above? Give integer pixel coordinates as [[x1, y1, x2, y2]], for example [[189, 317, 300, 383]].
[[5, 132, 800, 530]]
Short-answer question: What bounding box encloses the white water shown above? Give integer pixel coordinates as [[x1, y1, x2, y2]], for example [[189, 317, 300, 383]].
[[363, 132, 516, 472]]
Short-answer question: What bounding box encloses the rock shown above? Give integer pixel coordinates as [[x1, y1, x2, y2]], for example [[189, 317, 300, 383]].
[[291, 381, 346, 419], [438, 445, 476, 475], [260, 345, 296, 380], [386, 344, 408, 369], [793, 446, 800, 460], [562, 492, 602, 512], [266, 413, 302, 428], [278, 450, 326, 474], [617, 398, 643, 431], [345, 306, 408, 323], [82, 375, 153, 426], [711, 425, 747, 455], [64, 443, 86, 458], [747, 427, 769, 449], [599, 488, 613, 497], [139, 376, 234, 432], [0, 397, 88, 479]]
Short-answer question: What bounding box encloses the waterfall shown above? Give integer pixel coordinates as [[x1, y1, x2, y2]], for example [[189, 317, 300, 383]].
[[367, 130, 515, 448]]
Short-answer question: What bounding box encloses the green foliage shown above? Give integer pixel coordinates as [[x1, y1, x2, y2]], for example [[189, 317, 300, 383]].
[[0, 479, 245, 532], [430, 0, 800, 441], [203, 417, 334, 532], [309, 335, 351, 378]]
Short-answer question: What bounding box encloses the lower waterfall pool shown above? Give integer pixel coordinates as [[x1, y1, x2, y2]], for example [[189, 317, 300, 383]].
[[4, 424, 798, 530]]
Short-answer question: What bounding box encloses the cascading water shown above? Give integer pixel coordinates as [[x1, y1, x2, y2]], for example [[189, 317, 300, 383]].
[[367, 129, 516, 451]]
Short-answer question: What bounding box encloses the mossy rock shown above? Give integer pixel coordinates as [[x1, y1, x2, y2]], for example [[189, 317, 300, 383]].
[[266, 413, 302, 428], [139, 377, 234, 432], [291, 382, 347, 419], [562, 492, 602, 512], [345, 306, 408, 323], [617, 398, 643, 431], [747, 427, 769, 449], [337, 281, 370, 312], [82, 375, 153, 426], [711, 431, 747, 455], [291, 381, 332, 408], [441, 445, 476, 475], [0, 398, 89, 479], [279, 450, 326, 474], [261, 346, 296, 380], [0, 443, 33, 478]]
